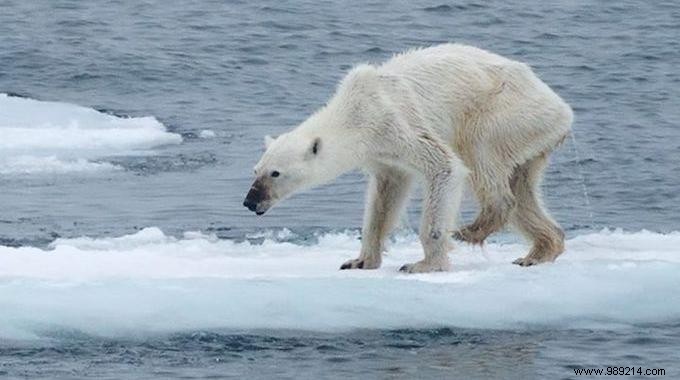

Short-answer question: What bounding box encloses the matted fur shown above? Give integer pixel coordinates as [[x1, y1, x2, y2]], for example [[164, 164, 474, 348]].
[[246, 44, 573, 272]]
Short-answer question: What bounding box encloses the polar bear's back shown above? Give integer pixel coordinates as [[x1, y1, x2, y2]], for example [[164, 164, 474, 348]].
[[377, 44, 572, 165], [381, 44, 515, 74], [378, 44, 557, 109]]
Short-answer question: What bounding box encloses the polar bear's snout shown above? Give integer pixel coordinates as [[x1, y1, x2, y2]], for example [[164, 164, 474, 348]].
[[243, 177, 272, 215]]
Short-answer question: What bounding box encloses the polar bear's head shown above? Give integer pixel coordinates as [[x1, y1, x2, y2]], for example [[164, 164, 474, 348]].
[[243, 132, 336, 215], [243, 66, 377, 215]]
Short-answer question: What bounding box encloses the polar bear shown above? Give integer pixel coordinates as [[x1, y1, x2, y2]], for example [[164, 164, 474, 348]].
[[243, 44, 572, 272]]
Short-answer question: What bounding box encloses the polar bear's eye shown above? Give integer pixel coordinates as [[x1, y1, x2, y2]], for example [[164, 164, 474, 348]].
[[312, 138, 321, 155], [271, 171, 280, 178]]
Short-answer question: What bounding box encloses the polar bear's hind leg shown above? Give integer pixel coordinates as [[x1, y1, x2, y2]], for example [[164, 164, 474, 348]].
[[509, 152, 565, 266], [453, 164, 516, 245]]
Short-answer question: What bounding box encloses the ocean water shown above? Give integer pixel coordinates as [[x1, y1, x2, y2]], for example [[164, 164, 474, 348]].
[[1, 0, 679, 379]]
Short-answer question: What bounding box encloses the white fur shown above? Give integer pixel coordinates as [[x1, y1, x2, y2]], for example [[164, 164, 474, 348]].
[[252, 44, 573, 272]]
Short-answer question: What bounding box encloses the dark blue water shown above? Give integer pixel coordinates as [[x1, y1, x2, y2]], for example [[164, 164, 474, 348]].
[[1, 0, 679, 378], [0, 326, 677, 379]]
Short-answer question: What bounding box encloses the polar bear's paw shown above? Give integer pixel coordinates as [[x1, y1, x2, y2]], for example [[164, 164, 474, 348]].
[[512, 257, 540, 266], [452, 225, 488, 245], [398, 259, 450, 273], [339, 257, 380, 270], [513, 253, 556, 267]]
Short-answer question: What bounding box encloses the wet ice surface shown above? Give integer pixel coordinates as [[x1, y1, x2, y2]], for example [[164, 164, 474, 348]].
[[0, 94, 181, 174], [2, 229, 680, 339], [1, 229, 680, 378]]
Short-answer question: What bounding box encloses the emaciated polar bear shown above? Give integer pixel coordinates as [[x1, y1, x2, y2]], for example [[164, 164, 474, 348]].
[[244, 44, 573, 273]]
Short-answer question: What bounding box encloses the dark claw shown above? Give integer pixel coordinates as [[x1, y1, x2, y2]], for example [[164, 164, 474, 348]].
[[399, 264, 409, 272], [340, 262, 351, 270], [357, 261, 364, 269], [512, 258, 535, 267]]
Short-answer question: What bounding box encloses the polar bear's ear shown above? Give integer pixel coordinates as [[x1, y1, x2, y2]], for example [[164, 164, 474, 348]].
[[264, 135, 275, 149]]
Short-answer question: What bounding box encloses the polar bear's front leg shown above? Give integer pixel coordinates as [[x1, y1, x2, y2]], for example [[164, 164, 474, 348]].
[[340, 167, 412, 270], [399, 154, 467, 273]]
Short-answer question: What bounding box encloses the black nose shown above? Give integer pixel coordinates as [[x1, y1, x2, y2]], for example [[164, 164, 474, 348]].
[[243, 199, 258, 212]]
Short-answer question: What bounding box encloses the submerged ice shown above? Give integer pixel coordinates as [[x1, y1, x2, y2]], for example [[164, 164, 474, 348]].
[[0, 93, 181, 174], [1, 228, 679, 339]]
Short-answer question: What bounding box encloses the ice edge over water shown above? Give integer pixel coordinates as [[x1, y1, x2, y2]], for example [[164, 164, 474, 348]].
[[1, 228, 679, 339], [0, 93, 182, 174]]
